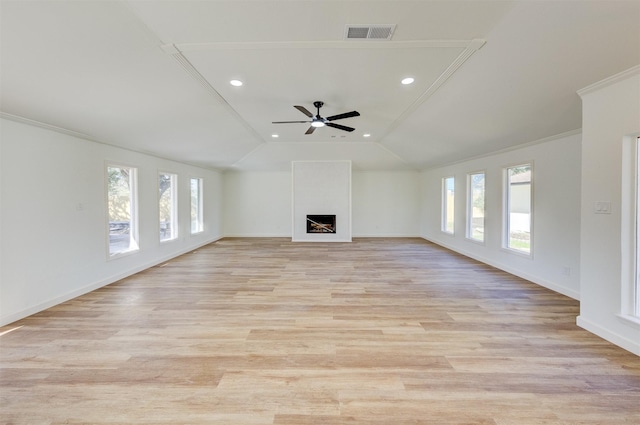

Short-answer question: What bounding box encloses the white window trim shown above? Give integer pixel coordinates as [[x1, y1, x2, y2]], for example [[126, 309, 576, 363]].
[[466, 171, 486, 244], [620, 135, 640, 321], [105, 162, 139, 260], [159, 171, 178, 243], [190, 177, 204, 235], [502, 162, 534, 258], [441, 176, 455, 235]]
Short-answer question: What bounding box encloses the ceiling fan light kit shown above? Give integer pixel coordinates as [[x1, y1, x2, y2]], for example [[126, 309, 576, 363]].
[[272, 101, 360, 135]]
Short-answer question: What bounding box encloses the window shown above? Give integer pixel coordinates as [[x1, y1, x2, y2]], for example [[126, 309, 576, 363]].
[[636, 138, 640, 317], [633, 136, 640, 318], [505, 164, 532, 254], [467, 172, 485, 242], [107, 165, 138, 256], [442, 176, 455, 234], [190, 177, 203, 234], [632, 137, 640, 318], [159, 173, 178, 242], [621, 136, 640, 322]]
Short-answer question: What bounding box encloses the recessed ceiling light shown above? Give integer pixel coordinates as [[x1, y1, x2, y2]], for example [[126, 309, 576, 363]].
[[230, 79, 243, 87], [401, 77, 415, 85], [271, 134, 279, 138], [363, 133, 371, 138]]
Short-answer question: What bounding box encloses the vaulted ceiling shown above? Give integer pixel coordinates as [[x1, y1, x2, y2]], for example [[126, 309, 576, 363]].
[[1, 1, 639, 171]]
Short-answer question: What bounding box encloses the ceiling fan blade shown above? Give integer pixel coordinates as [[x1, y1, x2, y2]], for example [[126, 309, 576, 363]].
[[326, 111, 360, 121], [305, 126, 316, 135], [272, 121, 310, 124], [294, 105, 314, 118], [326, 122, 355, 132]]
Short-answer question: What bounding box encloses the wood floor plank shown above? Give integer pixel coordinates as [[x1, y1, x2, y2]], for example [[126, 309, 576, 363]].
[[1, 237, 639, 424]]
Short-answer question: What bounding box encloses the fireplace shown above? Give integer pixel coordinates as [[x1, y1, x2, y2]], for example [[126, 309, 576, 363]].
[[306, 215, 336, 233]]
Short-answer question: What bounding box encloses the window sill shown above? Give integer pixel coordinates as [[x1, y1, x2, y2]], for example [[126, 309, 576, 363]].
[[501, 246, 533, 260], [465, 237, 485, 246], [617, 314, 640, 330], [108, 248, 140, 261]]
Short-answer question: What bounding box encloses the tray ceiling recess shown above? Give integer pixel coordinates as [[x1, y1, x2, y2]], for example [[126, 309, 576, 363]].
[[159, 38, 486, 138], [6, 1, 633, 171]]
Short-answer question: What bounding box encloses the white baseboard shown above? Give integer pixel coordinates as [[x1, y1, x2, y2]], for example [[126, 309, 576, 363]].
[[421, 236, 580, 300], [352, 234, 420, 238], [222, 233, 291, 238], [577, 315, 640, 356], [0, 236, 223, 327]]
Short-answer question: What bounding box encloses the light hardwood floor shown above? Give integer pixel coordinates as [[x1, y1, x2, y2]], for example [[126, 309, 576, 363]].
[[1, 238, 639, 424]]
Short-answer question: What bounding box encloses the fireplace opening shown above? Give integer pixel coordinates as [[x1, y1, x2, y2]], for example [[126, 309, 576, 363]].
[[307, 215, 336, 233]]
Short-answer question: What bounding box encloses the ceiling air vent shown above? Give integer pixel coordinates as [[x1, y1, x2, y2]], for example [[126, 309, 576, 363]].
[[345, 25, 395, 40]]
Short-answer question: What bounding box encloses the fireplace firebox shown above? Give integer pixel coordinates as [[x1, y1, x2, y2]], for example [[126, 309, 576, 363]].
[[306, 215, 336, 233]]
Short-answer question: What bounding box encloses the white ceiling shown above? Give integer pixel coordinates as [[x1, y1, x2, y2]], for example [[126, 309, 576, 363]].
[[1, 1, 639, 171]]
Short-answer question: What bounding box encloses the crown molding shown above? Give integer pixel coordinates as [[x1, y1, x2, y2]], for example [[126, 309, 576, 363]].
[[0, 112, 97, 142], [577, 64, 640, 98], [420, 128, 582, 170], [0, 112, 222, 172]]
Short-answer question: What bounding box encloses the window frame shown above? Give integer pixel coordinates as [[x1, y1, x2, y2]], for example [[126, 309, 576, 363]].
[[106, 162, 139, 259], [190, 177, 204, 235], [620, 135, 640, 324], [503, 162, 533, 257], [635, 137, 640, 318], [159, 171, 178, 242], [441, 176, 455, 235], [466, 171, 486, 244]]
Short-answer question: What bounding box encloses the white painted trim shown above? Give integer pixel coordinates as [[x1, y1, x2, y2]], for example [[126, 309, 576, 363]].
[[0, 114, 222, 172], [167, 52, 265, 145], [0, 236, 223, 327], [422, 236, 580, 300], [291, 238, 353, 243], [0, 112, 96, 142], [378, 39, 485, 142], [577, 316, 640, 356], [577, 64, 640, 98], [620, 135, 640, 318], [224, 233, 291, 238], [617, 314, 640, 329], [425, 129, 582, 171], [502, 161, 534, 258], [105, 161, 140, 261], [353, 234, 420, 238], [465, 170, 487, 243], [172, 39, 473, 52]]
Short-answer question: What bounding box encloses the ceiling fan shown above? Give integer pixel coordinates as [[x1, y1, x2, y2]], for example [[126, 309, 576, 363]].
[[272, 101, 360, 134]]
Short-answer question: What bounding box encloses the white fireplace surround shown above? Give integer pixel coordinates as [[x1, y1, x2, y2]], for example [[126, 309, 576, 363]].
[[291, 161, 352, 242]]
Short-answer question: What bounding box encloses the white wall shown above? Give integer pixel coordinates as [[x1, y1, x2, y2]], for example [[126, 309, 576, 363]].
[[0, 118, 223, 326], [222, 170, 292, 237], [577, 66, 640, 356], [352, 171, 420, 237], [222, 168, 421, 239], [420, 132, 582, 300]]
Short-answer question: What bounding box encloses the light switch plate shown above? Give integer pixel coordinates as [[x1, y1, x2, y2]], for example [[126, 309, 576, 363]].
[[594, 201, 612, 214]]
